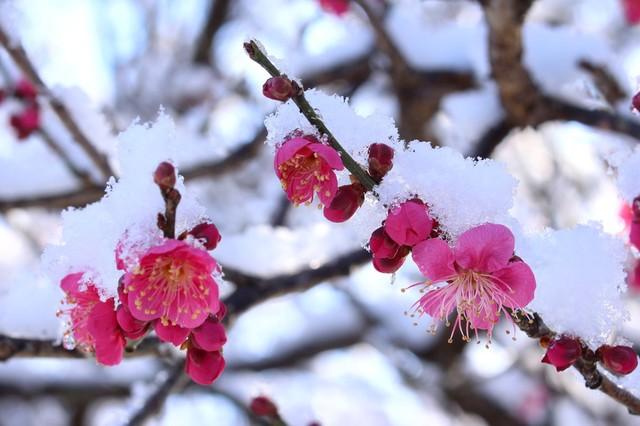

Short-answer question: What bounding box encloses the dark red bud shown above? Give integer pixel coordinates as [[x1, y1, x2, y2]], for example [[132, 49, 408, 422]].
[[9, 106, 40, 139], [599, 345, 638, 375], [319, 0, 350, 16], [634, 91, 640, 113], [372, 246, 410, 273], [249, 396, 279, 417], [323, 183, 365, 223], [367, 143, 394, 182], [369, 226, 400, 259], [14, 79, 37, 100], [154, 162, 176, 188], [541, 336, 582, 372], [188, 222, 221, 250], [262, 76, 295, 102]]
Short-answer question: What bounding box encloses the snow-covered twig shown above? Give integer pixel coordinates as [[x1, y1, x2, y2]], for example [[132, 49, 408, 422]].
[[0, 25, 113, 179], [512, 311, 640, 415], [244, 40, 378, 192]]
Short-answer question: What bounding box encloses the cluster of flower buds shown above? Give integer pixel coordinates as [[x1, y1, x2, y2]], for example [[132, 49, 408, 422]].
[[0, 79, 40, 140], [58, 162, 227, 385], [541, 335, 638, 376]]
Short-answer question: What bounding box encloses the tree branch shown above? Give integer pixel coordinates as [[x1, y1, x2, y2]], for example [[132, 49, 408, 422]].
[[193, 0, 232, 65]]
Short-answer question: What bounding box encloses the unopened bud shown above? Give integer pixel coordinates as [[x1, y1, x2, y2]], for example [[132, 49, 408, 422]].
[[598, 345, 638, 375], [154, 162, 176, 189], [250, 396, 279, 417], [367, 143, 394, 182], [263, 76, 295, 102], [188, 222, 221, 250], [541, 336, 582, 372]]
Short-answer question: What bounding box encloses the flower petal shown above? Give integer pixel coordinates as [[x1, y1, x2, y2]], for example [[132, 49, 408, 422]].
[[454, 224, 514, 273], [185, 347, 225, 385], [155, 321, 190, 346], [274, 137, 311, 171], [192, 320, 227, 351], [418, 286, 456, 320], [492, 261, 536, 308], [308, 143, 344, 170], [384, 200, 432, 247], [412, 239, 455, 282]]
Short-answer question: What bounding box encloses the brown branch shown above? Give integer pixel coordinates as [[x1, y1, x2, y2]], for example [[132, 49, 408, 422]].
[[193, 0, 232, 65], [578, 60, 626, 106], [511, 310, 640, 415], [0, 26, 113, 179], [469, 117, 513, 158], [38, 128, 93, 185], [124, 360, 187, 426]]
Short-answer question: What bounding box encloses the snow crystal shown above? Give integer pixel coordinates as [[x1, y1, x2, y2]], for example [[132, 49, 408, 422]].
[[264, 89, 399, 165], [520, 225, 628, 347], [42, 113, 207, 297], [377, 141, 517, 239]]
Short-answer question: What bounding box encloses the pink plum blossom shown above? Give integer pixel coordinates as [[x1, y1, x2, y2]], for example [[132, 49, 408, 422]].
[[274, 135, 344, 206], [87, 298, 126, 366], [384, 199, 433, 247], [59, 273, 102, 350], [123, 239, 221, 329], [319, 0, 350, 16], [410, 223, 536, 341]]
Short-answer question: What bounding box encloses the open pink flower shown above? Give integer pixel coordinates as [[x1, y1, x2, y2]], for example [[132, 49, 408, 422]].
[[123, 239, 221, 329], [274, 135, 344, 206], [411, 223, 536, 341], [384, 199, 433, 247], [60, 273, 102, 350], [87, 298, 126, 366]]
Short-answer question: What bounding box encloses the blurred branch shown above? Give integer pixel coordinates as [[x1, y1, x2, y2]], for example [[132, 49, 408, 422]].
[[0, 129, 266, 212], [578, 60, 626, 106], [124, 360, 187, 426], [193, 0, 232, 65], [0, 26, 114, 179], [38, 128, 94, 185], [468, 117, 513, 158]]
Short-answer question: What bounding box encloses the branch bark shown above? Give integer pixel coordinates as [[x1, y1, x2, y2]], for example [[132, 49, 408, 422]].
[[193, 0, 232, 65]]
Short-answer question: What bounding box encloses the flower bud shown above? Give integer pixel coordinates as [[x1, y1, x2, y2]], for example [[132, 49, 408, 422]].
[[250, 396, 279, 417], [262, 76, 295, 101], [368, 143, 394, 182], [369, 226, 400, 259], [154, 161, 176, 189], [372, 247, 409, 273], [188, 222, 222, 250], [541, 336, 582, 371], [634, 91, 640, 113], [599, 345, 638, 375], [319, 0, 350, 16], [10, 105, 40, 139], [323, 183, 365, 223], [384, 199, 433, 247], [14, 79, 37, 100]]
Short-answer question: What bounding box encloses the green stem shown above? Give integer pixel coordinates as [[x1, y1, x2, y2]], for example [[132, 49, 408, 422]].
[[244, 40, 377, 192]]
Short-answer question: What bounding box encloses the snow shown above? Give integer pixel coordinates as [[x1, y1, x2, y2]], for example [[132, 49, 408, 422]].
[[42, 112, 208, 297], [614, 144, 640, 202], [521, 225, 629, 347]]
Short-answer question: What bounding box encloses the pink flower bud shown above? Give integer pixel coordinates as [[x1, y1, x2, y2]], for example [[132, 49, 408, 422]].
[[185, 346, 225, 385], [368, 143, 394, 182], [323, 183, 365, 223], [384, 199, 433, 247], [262, 76, 295, 101], [14, 79, 37, 100], [154, 161, 176, 188], [627, 261, 640, 293], [10, 106, 40, 139], [599, 345, 638, 375], [188, 222, 222, 250], [541, 336, 582, 371], [624, 0, 640, 25], [250, 396, 279, 417], [319, 0, 350, 16], [634, 91, 640, 113]]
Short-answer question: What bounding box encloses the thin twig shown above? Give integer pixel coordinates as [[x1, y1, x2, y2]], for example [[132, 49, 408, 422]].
[[124, 360, 187, 426], [244, 40, 377, 192], [0, 25, 113, 179]]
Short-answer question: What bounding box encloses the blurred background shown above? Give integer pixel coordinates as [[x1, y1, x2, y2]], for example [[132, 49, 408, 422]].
[[1, 0, 640, 424]]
